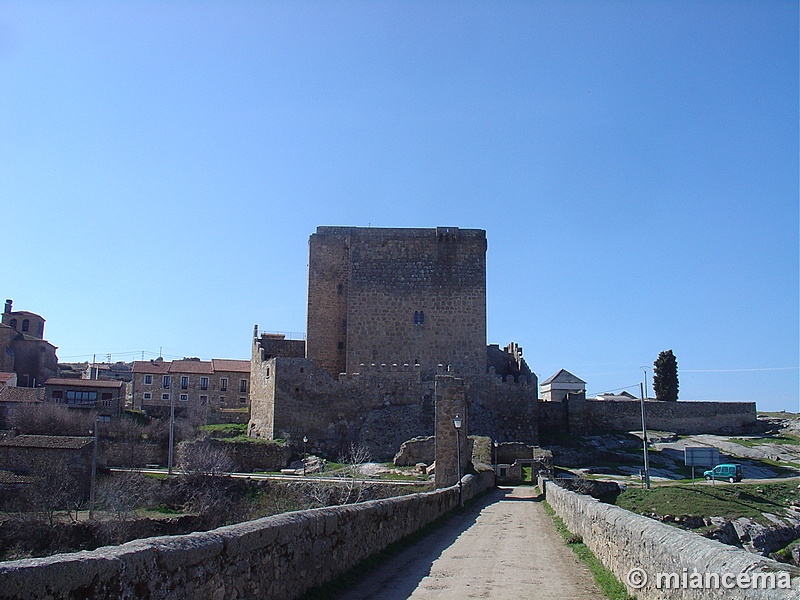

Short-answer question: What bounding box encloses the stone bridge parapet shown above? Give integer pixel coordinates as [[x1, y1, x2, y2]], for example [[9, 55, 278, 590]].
[[0, 472, 495, 600], [541, 477, 800, 599]]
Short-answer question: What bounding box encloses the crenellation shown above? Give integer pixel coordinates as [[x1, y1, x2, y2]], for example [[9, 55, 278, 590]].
[[248, 226, 756, 459]]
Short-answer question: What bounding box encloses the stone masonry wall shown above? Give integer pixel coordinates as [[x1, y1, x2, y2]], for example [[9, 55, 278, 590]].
[[542, 479, 800, 599], [306, 228, 351, 378], [572, 398, 757, 436], [538, 398, 756, 438], [0, 472, 495, 600], [306, 227, 487, 380], [248, 351, 540, 460]]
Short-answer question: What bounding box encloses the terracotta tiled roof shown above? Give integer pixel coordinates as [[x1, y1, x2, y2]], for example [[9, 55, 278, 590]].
[[0, 387, 43, 403], [132, 360, 171, 374], [0, 470, 35, 485], [0, 435, 93, 449], [212, 359, 250, 373], [0, 373, 15, 384], [44, 378, 125, 389], [169, 360, 214, 375]]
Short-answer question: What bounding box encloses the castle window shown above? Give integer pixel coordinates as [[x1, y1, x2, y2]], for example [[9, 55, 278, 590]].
[[144, 375, 153, 385], [337, 283, 344, 295], [239, 396, 247, 404], [338, 341, 344, 350], [200, 395, 207, 405], [162, 393, 170, 401], [200, 377, 209, 390], [239, 379, 248, 393], [220, 377, 228, 391], [9, 318, 16, 329], [21, 319, 29, 332], [162, 375, 171, 389], [413, 311, 425, 325], [144, 392, 152, 400], [342, 319, 347, 333], [180, 376, 189, 390], [180, 394, 188, 402]]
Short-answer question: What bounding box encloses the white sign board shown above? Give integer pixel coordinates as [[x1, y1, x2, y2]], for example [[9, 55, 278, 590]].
[[684, 446, 720, 467]]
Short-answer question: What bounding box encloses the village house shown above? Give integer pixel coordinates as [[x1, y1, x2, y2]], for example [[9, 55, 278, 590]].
[[0, 434, 96, 499], [132, 357, 250, 421], [43, 378, 126, 422]]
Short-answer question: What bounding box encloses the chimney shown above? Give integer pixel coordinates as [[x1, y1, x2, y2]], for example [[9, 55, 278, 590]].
[[4, 299, 11, 314]]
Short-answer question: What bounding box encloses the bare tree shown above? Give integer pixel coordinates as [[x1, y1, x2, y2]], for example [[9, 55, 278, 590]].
[[96, 472, 156, 520], [304, 442, 372, 507], [9, 403, 93, 436], [177, 439, 234, 476], [25, 454, 84, 526]]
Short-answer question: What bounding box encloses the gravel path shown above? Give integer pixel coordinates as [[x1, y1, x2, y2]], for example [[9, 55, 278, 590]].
[[333, 486, 602, 600]]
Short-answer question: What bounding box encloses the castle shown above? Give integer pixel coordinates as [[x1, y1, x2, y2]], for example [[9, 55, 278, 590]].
[[248, 226, 756, 459]]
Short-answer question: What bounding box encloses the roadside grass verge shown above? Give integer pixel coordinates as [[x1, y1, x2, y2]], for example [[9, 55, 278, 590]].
[[542, 498, 634, 600]]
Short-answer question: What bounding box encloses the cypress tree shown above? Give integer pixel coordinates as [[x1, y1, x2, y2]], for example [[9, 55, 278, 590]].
[[653, 349, 679, 401]]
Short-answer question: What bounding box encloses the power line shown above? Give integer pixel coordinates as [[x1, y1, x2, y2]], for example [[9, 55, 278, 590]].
[[683, 367, 799, 373]]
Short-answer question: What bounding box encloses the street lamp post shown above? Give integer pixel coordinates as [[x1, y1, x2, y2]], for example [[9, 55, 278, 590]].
[[453, 415, 463, 507], [167, 390, 176, 476], [493, 440, 498, 482], [302, 436, 308, 476], [640, 382, 651, 490]]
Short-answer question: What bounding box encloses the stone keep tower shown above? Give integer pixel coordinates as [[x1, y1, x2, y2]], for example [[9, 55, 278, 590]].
[[306, 226, 487, 379]]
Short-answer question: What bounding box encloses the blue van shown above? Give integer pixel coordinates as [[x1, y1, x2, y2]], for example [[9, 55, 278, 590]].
[[703, 464, 743, 483]]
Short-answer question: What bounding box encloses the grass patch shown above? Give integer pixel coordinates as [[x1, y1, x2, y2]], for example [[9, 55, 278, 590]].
[[199, 423, 247, 437], [773, 538, 800, 565], [615, 482, 799, 525], [542, 500, 634, 599], [730, 434, 800, 447], [144, 504, 184, 515]]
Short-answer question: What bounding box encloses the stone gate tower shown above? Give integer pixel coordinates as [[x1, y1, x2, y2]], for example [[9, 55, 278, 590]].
[[306, 226, 487, 378]]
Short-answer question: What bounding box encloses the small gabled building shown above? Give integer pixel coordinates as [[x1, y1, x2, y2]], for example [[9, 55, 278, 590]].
[[540, 369, 586, 402], [595, 391, 638, 401]]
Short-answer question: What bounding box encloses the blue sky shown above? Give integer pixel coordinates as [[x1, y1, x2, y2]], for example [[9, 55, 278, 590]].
[[1, 1, 797, 412]]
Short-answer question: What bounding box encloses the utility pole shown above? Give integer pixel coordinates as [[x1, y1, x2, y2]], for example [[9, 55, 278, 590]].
[[640, 382, 651, 489], [89, 419, 99, 519], [167, 390, 175, 475]]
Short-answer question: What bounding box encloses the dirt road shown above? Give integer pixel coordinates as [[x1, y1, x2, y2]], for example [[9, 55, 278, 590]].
[[333, 486, 602, 600]]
